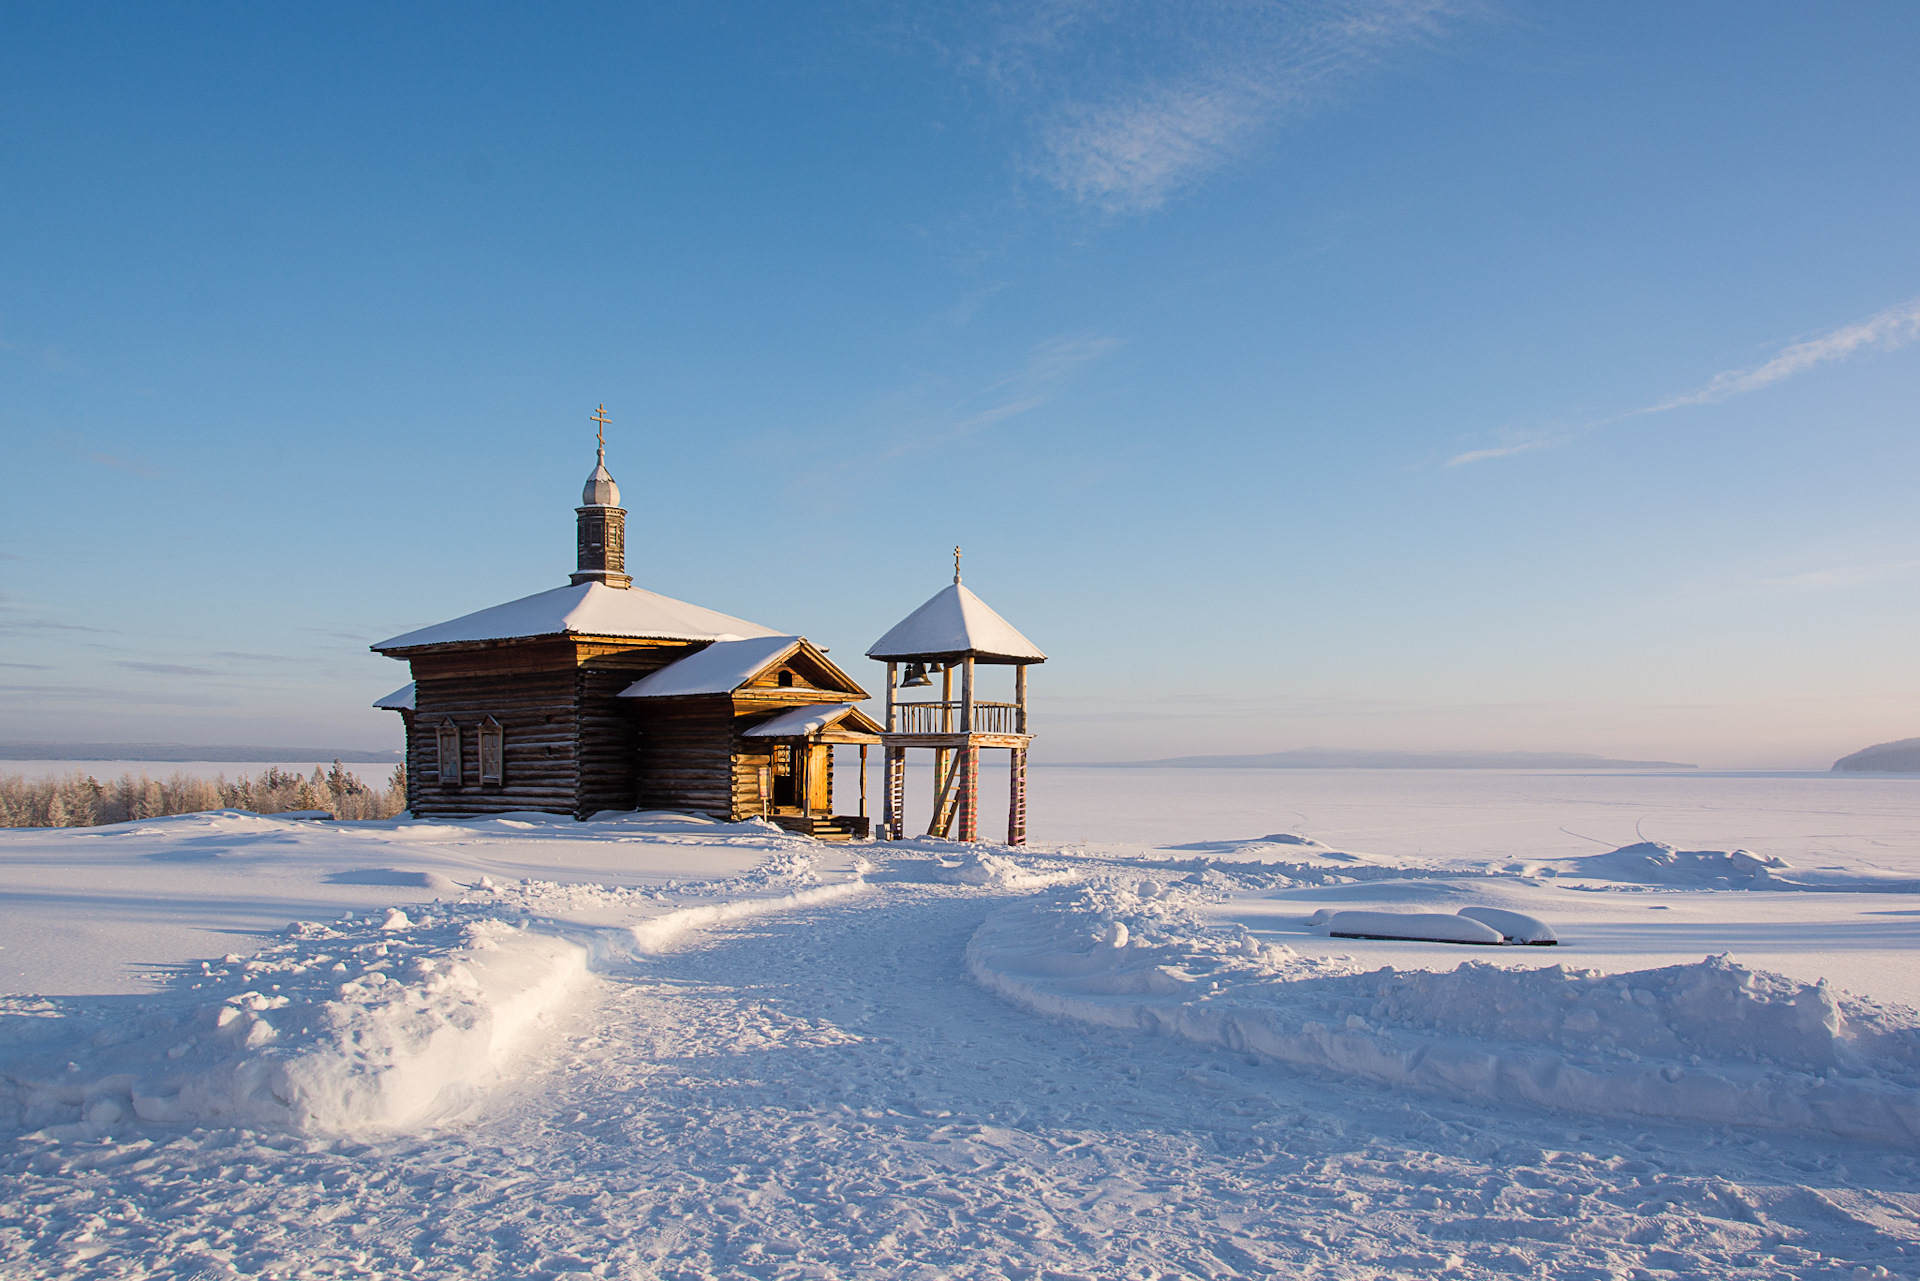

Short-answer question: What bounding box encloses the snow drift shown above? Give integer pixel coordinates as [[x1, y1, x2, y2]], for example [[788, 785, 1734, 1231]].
[[969, 880, 1920, 1145], [0, 905, 589, 1136]]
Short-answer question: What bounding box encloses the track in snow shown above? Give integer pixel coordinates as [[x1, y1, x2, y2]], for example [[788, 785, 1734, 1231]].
[[4, 871, 1919, 1280]]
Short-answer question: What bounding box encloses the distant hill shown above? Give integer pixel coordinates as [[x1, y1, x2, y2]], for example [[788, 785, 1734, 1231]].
[[0, 742, 402, 764], [1060, 748, 1697, 770], [1832, 737, 1920, 773]]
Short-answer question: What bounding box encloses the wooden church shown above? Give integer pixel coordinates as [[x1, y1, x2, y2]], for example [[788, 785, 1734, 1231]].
[[372, 411, 1043, 843], [371, 418, 883, 836]]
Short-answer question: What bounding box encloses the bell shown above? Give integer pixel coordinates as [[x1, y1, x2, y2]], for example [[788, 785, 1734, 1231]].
[[899, 662, 933, 688]]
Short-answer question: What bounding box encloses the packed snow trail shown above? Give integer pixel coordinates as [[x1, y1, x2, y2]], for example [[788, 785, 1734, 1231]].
[[4, 870, 1918, 1280]]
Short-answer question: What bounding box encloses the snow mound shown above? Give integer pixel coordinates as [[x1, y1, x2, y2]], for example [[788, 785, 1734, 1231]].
[[1574, 841, 1789, 887], [969, 880, 1920, 1145], [1457, 906, 1557, 944], [1323, 910, 1504, 945], [0, 906, 589, 1136], [933, 851, 1074, 889]]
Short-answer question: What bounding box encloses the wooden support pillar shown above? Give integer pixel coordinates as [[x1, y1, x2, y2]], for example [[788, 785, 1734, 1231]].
[[1007, 746, 1027, 846], [884, 746, 905, 840], [932, 747, 951, 823], [955, 745, 979, 842], [858, 744, 868, 820], [928, 750, 961, 838]]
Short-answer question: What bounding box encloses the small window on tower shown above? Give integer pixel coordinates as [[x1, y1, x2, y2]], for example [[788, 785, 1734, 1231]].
[[478, 718, 505, 785], [777, 670, 795, 687], [436, 721, 461, 789]]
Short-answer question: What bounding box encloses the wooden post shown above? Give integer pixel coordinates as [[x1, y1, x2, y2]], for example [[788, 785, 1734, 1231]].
[[1007, 746, 1027, 845], [928, 752, 960, 838], [941, 665, 953, 731], [955, 746, 979, 842], [884, 746, 905, 840], [1015, 664, 1028, 734], [796, 741, 809, 821], [858, 743, 868, 819], [961, 657, 974, 732], [885, 662, 897, 733]]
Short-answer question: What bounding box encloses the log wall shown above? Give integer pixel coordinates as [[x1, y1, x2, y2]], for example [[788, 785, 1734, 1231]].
[[632, 698, 737, 819], [399, 636, 692, 819]]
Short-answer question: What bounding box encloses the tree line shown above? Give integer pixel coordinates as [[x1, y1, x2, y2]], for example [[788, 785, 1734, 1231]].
[[0, 762, 409, 827]]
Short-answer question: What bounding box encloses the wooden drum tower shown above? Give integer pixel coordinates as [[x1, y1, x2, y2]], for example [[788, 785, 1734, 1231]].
[[869, 551, 1046, 843]]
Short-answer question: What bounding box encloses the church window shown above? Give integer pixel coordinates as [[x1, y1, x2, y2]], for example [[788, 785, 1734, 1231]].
[[436, 720, 461, 789], [478, 718, 505, 785]]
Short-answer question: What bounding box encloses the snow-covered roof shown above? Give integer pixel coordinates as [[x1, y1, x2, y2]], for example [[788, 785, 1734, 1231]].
[[372, 682, 416, 711], [740, 703, 863, 738], [372, 582, 783, 651], [867, 582, 1046, 664], [617, 636, 803, 699]]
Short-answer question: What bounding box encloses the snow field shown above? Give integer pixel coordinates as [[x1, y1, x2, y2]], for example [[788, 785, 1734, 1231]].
[[970, 874, 1920, 1146], [7, 870, 1919, 1280], [3, 771, 1919, 1278]]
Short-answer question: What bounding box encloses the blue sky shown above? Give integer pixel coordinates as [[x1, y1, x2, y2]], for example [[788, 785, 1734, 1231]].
[[2, 1, 1916, 767]]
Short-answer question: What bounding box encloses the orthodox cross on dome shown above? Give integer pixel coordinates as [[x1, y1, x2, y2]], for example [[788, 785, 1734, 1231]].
[[953, 545, 962, 584], [590, 403, 611, 457]]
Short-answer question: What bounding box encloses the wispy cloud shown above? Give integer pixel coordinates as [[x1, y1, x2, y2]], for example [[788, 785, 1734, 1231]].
[[1013, 0, 1468, 213], [1649, 296, 1920, 412], [882, 333, 1120, 457], [86, 450, 163, 478], [113, 661, 218, 677], [0, 594, 106, 634], [1448, 294, 1920, 467], [0, 683, 237, 707], [1756, 559, 1920, 591]]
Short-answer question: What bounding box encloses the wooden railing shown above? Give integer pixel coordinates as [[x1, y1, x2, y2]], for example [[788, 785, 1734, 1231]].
[[894, 701, 1022, 734]]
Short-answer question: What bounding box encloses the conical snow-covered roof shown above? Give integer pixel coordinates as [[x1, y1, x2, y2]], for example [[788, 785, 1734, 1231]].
[[867, 581, 1045, 665]]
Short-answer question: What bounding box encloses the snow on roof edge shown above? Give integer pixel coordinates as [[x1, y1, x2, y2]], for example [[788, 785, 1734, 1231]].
[[618, 636, 804, 699], [372, 682, 416, 711]]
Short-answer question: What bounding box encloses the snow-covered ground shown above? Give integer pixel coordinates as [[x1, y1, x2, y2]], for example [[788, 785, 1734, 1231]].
[[3, 769, 1918, 1280]]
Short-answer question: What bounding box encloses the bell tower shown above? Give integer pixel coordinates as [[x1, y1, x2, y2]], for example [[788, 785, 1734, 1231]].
[[867, 549, 1046, 844], [571, 403, 632, 589]]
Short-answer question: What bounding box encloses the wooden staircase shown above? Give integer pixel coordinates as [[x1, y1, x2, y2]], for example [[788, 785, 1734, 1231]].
[[771, 813, 871, 842]]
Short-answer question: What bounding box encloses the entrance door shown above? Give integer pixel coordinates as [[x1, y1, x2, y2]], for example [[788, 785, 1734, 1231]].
[[771, 743, 797, 809], [805, 744, 831, 814]]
